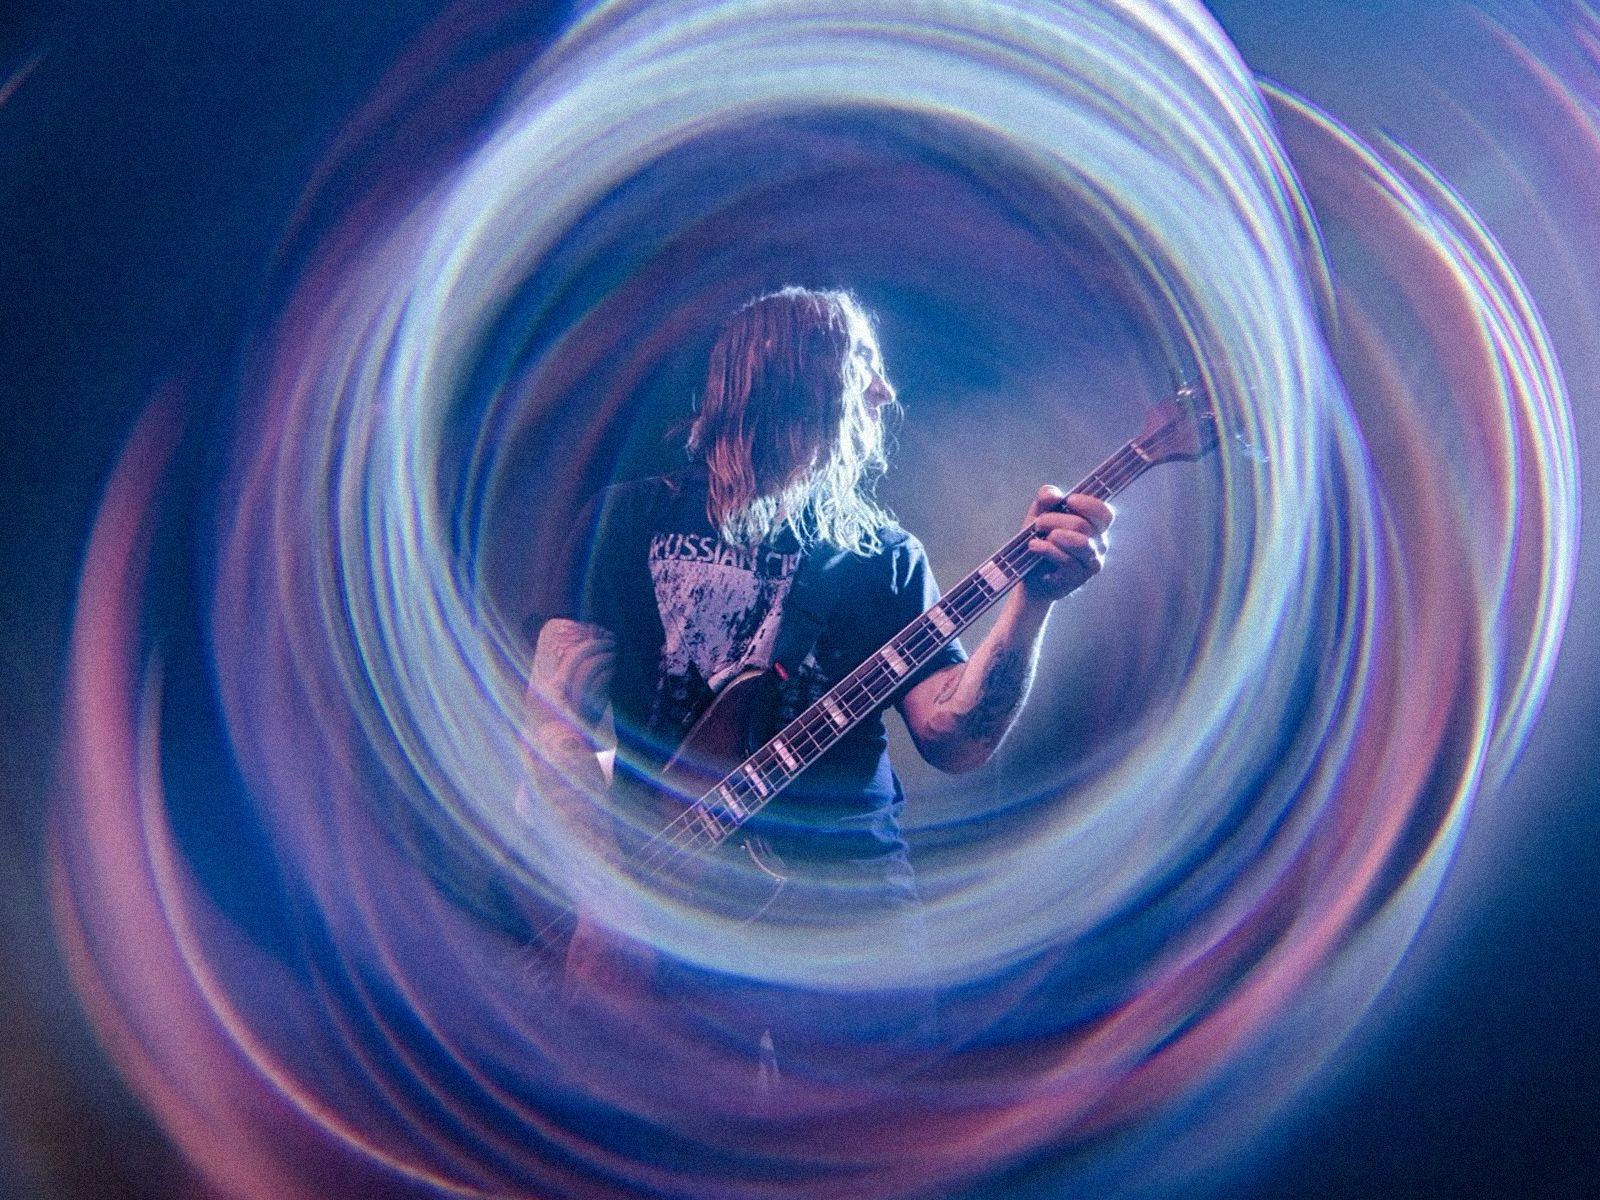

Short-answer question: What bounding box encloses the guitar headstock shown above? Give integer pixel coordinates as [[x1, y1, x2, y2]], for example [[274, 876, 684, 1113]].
[[1134, 381, 1219, 464]]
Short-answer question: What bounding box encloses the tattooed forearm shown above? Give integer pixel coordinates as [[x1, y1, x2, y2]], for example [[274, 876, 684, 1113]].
[[955, 647, 1033, 742], [902, 588, 1052, 773]]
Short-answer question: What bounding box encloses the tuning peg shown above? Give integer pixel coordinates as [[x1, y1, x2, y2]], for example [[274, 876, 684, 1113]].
[[1167, 364, 1203, 399]]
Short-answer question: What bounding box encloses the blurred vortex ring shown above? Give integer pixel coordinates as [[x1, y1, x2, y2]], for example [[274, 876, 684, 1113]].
[[52, 2, 1576, 1199]]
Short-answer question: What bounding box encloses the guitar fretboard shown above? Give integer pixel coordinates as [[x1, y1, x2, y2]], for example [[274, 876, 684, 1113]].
[[638, 435, 1158, 869]]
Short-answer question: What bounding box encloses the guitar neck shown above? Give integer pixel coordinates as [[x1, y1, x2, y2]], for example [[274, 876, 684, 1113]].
[[660, 435, 1159, 855]]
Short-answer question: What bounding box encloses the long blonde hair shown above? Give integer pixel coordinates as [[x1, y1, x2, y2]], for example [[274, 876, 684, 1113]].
[[686, 287, 898, 555]]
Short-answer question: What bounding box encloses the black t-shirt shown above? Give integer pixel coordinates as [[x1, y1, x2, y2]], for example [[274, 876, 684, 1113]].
[[536, 466, 967, 864]]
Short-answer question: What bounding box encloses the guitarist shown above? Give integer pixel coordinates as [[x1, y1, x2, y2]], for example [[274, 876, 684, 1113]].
[[525, 286, 1112, 1039]]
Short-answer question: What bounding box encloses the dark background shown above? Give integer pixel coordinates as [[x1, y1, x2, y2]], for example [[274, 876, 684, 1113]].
[[2, 1, 1595, 1197]]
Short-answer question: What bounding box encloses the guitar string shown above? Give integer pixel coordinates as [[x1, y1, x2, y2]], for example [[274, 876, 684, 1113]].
[[677, 408, 1198, 824], [628, 441, 1153, 875], [707, 441, 1145, 789], [641, 441, 1151, 865], [710, 443, 1144, 790]]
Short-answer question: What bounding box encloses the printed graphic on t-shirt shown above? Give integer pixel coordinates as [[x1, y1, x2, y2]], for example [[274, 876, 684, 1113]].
[[647, 533, 799, 734]]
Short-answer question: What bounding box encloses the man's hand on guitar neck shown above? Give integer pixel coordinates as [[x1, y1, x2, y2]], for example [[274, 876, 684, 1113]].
[[1020, 485, 1114, 604], [896, 487, 1113, 775]]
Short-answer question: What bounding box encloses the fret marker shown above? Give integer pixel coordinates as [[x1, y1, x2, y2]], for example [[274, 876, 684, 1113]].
[[881, 646, 908, 676], [743, 764, 771, 797], [772, 738, 799, 771], [694, 806, 724, 840], [821, 696, 848, 729], [716, 786, 746, 820], [928, 605, 956, 637], [979, 562, 1010, 591]]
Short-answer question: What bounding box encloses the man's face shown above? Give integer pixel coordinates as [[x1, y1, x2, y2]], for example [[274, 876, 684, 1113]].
[[851, 335, 895, 414]]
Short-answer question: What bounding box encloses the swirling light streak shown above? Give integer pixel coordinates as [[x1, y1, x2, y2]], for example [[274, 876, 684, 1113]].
[[52, 2, 1576, 1199], [290, 0, 1337, 980]]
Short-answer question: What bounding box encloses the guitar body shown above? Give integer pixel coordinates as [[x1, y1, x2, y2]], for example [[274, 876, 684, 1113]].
[[615, 667, 792, 918], [659, 667, 778, 798], [558, 668, 789, 994]]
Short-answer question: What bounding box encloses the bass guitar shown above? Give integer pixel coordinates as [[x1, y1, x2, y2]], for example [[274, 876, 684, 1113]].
[[583, 383, 1220, 925]]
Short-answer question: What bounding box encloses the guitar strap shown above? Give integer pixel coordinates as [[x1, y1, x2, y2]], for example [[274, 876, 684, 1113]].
[[767, 543, 852, 682]]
